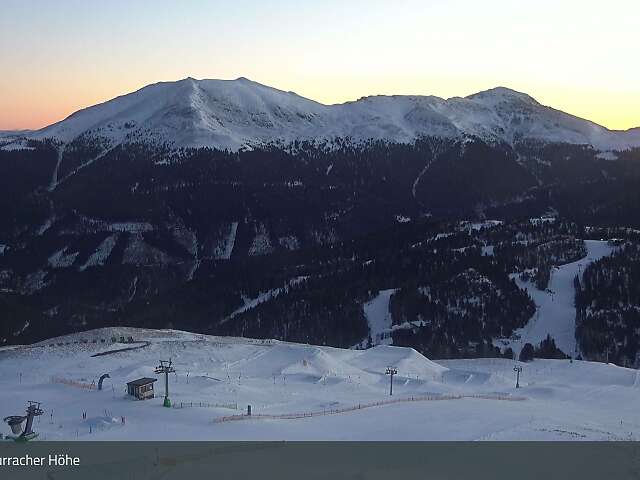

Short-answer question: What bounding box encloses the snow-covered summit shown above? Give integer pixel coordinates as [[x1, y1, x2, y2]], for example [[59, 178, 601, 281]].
[[5, 78, 640, 152], [467, 86, 540, 107]]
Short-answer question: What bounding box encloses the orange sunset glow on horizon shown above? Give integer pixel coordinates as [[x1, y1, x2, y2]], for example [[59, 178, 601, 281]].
[[1, 0, 638, 132]]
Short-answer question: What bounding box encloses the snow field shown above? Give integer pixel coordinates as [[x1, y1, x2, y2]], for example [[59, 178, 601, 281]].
[[1, 327, 638, 440]]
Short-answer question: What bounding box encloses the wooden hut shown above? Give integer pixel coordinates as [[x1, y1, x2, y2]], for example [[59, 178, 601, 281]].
[[126, 378, 157, 400]]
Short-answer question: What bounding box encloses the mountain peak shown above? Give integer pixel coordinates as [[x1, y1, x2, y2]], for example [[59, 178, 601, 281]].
[[466, 86, 539, 106], [9, 79, 639, 153]]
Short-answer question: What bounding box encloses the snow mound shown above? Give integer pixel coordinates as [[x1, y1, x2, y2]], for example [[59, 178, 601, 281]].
[[234, 343, 364, 380], [349, 345, 448, 380]]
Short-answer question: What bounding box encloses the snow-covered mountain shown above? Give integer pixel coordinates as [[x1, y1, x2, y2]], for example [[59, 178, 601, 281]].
[[5, 77, 640, 152]]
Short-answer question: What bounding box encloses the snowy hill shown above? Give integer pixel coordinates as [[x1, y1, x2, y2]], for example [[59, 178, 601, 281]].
[[1, 328, 638, 441], [4, 78, 640, 151]]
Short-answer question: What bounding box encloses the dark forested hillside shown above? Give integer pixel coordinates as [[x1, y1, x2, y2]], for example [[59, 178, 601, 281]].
[[576, 241, 640, 366], [1, 136, 640, 364]]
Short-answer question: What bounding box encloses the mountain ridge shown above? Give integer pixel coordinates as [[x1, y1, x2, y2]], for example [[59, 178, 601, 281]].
[[2, 77, 640, 152]]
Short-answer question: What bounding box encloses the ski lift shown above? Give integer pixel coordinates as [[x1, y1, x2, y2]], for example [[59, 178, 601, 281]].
[[3, 401, 44, 441]]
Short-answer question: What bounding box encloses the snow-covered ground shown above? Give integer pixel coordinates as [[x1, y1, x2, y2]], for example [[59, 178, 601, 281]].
[[1, 327, 638, 441], [362, 289, 397, 345], [497, 240, 614, 357]]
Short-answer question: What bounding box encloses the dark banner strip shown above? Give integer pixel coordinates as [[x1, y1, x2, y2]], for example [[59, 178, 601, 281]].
[[0, 442, 639, 479]]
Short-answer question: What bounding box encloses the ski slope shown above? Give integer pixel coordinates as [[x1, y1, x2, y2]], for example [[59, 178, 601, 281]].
[[497, 240, 614, 357], [362, 289, 397, 345], [1, 327, 638, 441]]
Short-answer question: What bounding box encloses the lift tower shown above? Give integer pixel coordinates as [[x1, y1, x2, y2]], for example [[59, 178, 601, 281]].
[[155, 359, 176, 407], [385, 367, 398, 396], [513, 366, 523, 388], [3, 401, 44, 441]]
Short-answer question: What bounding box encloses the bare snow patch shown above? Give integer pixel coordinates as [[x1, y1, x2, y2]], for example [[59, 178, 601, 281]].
[[80, 234, 118, 271], [212, 222, 239, 260], [222, 276, 308, 323], [108, 222, 153, 233], [37, 216, 55, 236], [482, 245, 495, 256], [248, 224, 274, 256], [48, 247, 79, 268]]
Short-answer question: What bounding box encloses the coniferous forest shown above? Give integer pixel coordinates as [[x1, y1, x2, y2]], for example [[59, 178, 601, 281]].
[[1, 137, 640, 366]]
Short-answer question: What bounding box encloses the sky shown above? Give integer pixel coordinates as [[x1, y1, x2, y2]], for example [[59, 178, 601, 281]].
[[1, 0, 638, 131]]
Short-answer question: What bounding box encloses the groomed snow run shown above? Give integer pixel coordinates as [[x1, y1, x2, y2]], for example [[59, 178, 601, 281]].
[[362, 289, 397, 345], [498, 240, 614, 357]]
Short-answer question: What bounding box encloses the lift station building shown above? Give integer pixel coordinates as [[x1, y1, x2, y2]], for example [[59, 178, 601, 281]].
[[126, 378, 157, 400]]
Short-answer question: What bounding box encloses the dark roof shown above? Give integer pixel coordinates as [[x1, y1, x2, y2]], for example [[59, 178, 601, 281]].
[[126, 377, 157, 387]]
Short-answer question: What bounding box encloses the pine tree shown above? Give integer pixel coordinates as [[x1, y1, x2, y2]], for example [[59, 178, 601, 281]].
[[519, 343, 535, 362]]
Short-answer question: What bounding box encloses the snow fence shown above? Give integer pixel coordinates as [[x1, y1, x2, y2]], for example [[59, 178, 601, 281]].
[[213, 393, 526, 423]]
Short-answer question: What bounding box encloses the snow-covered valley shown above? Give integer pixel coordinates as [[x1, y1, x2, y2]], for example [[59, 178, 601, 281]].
[[1, 327, 638, 441]]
